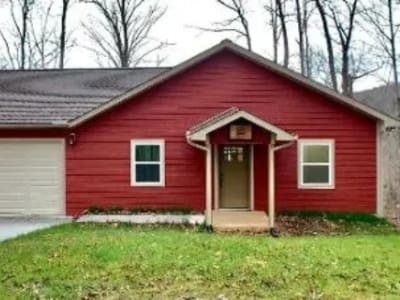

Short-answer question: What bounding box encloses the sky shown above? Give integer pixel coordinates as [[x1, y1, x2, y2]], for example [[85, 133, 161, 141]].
[[0, 0, 392, 91], [66, 0, 270, 67]]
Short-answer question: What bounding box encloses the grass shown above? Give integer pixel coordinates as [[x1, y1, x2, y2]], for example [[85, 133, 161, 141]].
[[0, 223, 400, 299]]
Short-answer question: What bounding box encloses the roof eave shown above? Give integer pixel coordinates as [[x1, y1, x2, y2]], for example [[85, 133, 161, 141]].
[[0, 123, 69, 129]]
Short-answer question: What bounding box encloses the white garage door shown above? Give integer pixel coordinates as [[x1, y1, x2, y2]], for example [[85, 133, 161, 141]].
[[0, 139, 65, 216]]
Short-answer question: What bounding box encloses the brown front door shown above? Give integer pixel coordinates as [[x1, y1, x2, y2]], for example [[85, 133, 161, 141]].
[[219, 145, 250, 209]]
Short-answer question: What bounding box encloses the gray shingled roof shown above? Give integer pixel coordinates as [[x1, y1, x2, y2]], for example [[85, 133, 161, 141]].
[[187, 107, 240, 135], [354, 83, 399, 118], [0, 68, 169, 125]]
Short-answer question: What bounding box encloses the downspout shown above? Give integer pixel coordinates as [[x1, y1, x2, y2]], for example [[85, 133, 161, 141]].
[[185, 132, 213, 230], [268, 136, 297, 237]]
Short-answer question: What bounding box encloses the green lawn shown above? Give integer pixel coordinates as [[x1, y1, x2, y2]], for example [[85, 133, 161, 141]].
[[1, 223, 400, 299]]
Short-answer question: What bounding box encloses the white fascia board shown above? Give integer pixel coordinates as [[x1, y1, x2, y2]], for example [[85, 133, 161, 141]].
[[188, 111, 297, 142]]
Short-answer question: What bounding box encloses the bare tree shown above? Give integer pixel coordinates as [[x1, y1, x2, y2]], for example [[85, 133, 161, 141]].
[[295, 0, 305, 74], [361, 0, 399, 113], [264, 0, 280, 63], [198, 0, 252, 51], [29, 1, 59, 68], [314, 0, 338, 91], [59, 0, 71, 69], [0, 0, 71, 69], [0, 0, 35, 69], [0, 30, 17, 69], [308, 47, 333, 85], [82, 0, 168, 67], [347, 43, 381, 95], [295, 0, 314, 76], [276, 0, 289, 67], [328, 0, 359, 96], [18, 0, 33, 69]]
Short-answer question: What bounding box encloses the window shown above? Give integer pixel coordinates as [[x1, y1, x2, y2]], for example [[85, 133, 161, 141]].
[[223, 146, 245, 163], [298, 140, 334, 188], [131, 139, 165, 186]]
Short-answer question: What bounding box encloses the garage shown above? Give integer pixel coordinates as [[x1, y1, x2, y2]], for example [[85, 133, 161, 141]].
[[0, 139, 65, 216]]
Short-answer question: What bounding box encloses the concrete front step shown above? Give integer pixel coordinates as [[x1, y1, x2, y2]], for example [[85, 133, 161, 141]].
[[212, 211, 269, 233]]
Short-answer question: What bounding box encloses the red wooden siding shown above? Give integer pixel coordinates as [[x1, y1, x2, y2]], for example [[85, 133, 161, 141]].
[[64, 50, 376, 215], [0, 49, 377, 215], [254, 144, 269, 211]]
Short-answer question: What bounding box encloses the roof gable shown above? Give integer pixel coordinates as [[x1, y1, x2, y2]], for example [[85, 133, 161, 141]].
[[187, 107, 297, 142], [69, 40, 398, 128]]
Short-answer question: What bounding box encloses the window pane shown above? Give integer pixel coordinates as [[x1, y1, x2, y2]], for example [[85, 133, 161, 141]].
[[303, 165, 329, 184], [136, 145, 160, 162], [136, 164, 160, 183], [303, 145, 329, 163], [223, 146, 245, 163]]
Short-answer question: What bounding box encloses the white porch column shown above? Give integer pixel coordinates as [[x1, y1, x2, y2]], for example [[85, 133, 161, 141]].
[[268, 134, 276, 229], [205, 136, 213, 226]]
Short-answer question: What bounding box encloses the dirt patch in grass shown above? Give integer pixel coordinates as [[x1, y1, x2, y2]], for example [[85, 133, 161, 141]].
[[276, 212, 399, 236], [277, 215, 340, 236]]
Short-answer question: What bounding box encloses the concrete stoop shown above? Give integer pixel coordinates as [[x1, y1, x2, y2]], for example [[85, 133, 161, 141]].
[[212, 211, 269, 233]]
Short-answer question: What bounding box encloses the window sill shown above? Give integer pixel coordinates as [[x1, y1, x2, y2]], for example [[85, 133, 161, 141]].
[[298, 184, 335, 190], [131, 183, 165, 187]]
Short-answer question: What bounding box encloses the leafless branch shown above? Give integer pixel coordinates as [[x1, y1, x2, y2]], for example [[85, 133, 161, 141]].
[[82, 0, 169, 67], [197, 0, 252, 51]]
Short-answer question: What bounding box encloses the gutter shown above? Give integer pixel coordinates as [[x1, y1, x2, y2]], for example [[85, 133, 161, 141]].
[[185, 132, 207, 151], [273, 139, 297, 152], [0, 124, 69, 129], [0, 120, 69, 129]]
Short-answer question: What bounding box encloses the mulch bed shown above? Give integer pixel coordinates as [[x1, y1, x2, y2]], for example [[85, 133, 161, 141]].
[[276, 215, 349, 236]]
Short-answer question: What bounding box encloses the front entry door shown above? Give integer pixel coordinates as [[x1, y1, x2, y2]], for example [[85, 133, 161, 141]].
[[219, 145, 250, 209]]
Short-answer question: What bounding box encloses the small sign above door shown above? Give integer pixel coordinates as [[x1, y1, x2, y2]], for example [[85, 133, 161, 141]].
[[229, 125, 252, 140]]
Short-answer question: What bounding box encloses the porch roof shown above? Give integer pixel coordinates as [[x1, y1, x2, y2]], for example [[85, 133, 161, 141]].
[[186, 107, 297, 142]]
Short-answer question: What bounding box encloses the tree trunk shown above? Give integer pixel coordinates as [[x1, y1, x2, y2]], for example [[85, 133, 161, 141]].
[[237, 7, 252, 51], [20, 0, 29, 70], [276, 0, 289, 67], [243, 19, 252, 51], [303, 0, 312, 77], [266, 0, 279, 63], [315, 0, 338, 91], [341, 50, 351, 96], [388, 0, 400, 114], [59, 0, 69, 69], [295, 0, 305, 75]]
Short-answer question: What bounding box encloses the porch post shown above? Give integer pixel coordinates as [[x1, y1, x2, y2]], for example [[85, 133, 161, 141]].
[[268, 134, 276, 229], [205, 135, 213, 226]]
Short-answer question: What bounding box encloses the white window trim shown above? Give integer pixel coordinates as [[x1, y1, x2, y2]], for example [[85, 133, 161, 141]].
[[131, 139, 165, 187], [298, 139, 335, 189]]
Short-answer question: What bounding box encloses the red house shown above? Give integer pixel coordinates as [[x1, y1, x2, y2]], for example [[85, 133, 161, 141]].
[[0, 40, 397, 230]]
